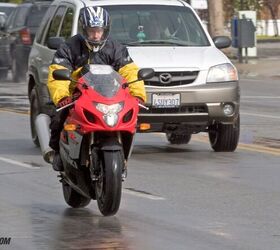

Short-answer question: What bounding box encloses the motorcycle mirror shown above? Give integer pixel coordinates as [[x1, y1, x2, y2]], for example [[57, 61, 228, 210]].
[[138, 68, 155, 80], [125, 68, 155, 87], [53, 69, 72, 81]]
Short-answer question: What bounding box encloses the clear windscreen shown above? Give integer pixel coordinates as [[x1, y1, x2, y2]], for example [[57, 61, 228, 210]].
[[82, 65, 123, 97]]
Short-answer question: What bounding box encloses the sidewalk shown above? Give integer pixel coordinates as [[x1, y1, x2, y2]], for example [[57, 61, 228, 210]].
[[234, 57, 280, 79], [229, 42, 280, 79]]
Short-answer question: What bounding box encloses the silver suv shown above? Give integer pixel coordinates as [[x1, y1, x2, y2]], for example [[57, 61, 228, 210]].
[[28, 0, 240, 152]]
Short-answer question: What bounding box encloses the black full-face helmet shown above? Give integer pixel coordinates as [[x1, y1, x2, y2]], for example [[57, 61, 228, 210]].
[[79, 6, 110, 51]]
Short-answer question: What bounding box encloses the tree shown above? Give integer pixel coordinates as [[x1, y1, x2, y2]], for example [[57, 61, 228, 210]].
[[223, 0, 262, 19], [262, 0, 280, 36], [207, 0, 225, 36]]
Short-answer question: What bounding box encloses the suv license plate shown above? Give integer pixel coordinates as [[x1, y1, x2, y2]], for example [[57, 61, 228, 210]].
[[152, 93, 181, 108]]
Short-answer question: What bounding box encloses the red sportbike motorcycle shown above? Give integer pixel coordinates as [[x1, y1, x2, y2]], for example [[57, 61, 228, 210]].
[[52, 64, 154, 216]]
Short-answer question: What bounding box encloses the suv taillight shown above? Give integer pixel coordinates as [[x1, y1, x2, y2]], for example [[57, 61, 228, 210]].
[[20, 28, 32, 45]]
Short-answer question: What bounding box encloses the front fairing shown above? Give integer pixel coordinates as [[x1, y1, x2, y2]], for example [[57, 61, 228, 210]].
[[68, 65, 139, 133]]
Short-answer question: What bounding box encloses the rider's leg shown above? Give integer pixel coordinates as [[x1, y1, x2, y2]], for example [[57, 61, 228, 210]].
[[49, 109, 69, 171]]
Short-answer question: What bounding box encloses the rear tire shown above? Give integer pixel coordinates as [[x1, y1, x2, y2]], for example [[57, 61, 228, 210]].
[[0, 69, 8, 80], [208, 115, 240, 152], [95, 150, 123, 216], [62, 182, 91, 208], [11, 58, 24, 83], [166, 132, 192, 144], [30, 89, 40, 147]]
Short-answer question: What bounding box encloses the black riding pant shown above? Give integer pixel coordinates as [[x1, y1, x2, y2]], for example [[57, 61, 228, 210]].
[[49, 108, 69, 152]]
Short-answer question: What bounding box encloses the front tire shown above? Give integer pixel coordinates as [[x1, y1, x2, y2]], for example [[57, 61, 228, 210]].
[[208, 115, 240, 152], [62, 182, 91, 208], [96, 150, 123, 216], [30, 89, 40, 147]]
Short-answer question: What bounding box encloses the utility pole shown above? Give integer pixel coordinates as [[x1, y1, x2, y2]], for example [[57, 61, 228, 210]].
[[207, 0, 224, 37]]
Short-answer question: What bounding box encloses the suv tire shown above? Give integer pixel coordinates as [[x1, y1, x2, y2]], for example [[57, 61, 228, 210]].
[[208, 115, 240, 152], [30, 88, 40, 147], [0, 69, 8, 80], [166, 132, 192, 144], [12, 57, 24, 83]]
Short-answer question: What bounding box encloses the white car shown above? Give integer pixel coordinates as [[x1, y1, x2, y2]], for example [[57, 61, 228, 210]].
[[28, 0, 240, 151]]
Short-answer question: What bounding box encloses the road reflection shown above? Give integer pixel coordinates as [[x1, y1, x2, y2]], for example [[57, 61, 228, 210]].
[[43, 208, 129, 250]]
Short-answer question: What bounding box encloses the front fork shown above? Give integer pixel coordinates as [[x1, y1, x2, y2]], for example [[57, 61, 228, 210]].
[[88, 132, 133, 181]]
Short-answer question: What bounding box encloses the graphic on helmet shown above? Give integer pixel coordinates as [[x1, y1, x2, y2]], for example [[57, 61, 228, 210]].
[[79, 6, 110, 50]]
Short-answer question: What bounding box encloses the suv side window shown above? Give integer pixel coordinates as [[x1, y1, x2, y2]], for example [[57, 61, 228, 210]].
[[36, 5, 56, 44], [44, 6, 66, 44], [14, 6, 28, 27], [5, 8, 16, 30], [59, 7, 74, 40]]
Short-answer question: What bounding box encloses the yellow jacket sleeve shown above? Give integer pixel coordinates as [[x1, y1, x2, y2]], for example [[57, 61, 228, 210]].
[[118, 62, 147, 103], [48, 65, 82, 106], [48, 64, 71, 106]]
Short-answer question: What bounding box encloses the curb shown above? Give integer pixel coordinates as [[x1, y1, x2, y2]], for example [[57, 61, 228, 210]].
[[257, 39, 280, 43]]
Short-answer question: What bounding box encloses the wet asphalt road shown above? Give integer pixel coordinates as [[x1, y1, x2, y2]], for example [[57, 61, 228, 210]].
[[0, 76, 280, 250]]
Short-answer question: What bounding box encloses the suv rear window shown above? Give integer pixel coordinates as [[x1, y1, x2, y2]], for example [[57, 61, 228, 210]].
[[102, 5, 210, 47], [27, 5, 50, 27]]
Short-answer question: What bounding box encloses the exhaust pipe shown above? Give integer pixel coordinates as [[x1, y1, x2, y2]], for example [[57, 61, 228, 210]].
[[35, 114, 53, 163]]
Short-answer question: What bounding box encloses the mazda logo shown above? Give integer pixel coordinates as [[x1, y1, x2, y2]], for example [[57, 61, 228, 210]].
[[159, 73, 172, 84]]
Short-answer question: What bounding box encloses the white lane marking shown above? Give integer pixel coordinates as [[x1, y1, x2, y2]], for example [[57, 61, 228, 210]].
[[241, 112, 280, 119], [123, 189, 165, 200], [242, 96, 280, 99], [0, 156, 40, 169]]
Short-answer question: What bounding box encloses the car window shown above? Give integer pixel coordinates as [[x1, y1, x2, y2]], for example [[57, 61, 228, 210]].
[[36, 5, 56, 44], [27, 4, 50, 28], [103, 5, 210, 46], [0, 7, 16, 17], [44, 6, 66, 44], [5, 9, 16, 29], [59, 7, 74, 40], [14, 6, 29, 28]]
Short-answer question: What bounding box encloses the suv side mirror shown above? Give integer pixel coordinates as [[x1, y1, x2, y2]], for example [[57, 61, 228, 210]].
[[138, 68, 155, 80], [213, 36, 232, 49], [53, 69, 71, 81], [47, 37, 65, 50]]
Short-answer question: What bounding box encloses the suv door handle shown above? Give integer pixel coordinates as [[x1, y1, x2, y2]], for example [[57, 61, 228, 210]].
[[35, 57, 42, 62]]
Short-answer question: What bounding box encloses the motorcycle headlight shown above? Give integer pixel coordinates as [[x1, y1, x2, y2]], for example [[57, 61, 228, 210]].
[[95, 102, 123, 127], [207, 63, 238, 83], [103, 113, 119, 127], [95, 102, 123, 114]]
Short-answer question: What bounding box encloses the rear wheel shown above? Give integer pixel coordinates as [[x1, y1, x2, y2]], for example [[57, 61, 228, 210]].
[[30, 89, 40, 147], [96, 150, 123, 216], [208, 115, 240, 152], [62, 182, 91, 208], [11, 58, 24, 83], [0, 69, 8, 80], [166, 132, 192, 144]]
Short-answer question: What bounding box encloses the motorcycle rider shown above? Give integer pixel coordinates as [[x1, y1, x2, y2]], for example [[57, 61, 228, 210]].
[[48, 6, 146, 171]]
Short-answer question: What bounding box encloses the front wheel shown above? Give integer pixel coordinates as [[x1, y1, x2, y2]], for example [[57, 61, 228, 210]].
[[95, 150, 123, 216], [208, 115, 240, 152]]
